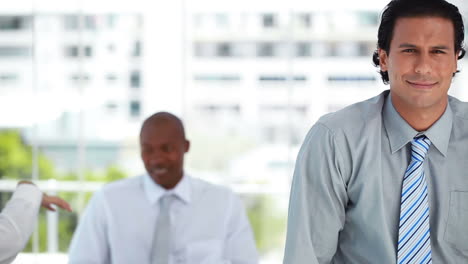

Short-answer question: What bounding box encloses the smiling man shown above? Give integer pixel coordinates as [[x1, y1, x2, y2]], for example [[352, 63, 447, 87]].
[[68, 112, 258, 264], [284, 0, 468, 263]]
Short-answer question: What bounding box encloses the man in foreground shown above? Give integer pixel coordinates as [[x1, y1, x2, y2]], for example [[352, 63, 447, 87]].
[[284, 0, 468, 263]]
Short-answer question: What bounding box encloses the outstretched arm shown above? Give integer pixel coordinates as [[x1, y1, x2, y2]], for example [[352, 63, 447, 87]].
[[0, 181, 72, 262], [18, 180, 72, 212]]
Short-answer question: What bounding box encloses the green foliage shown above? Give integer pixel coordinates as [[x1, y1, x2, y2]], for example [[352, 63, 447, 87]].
[[23, 213, 47, 252], [105, 165, 127, 182], [0, 130, 33, 180], [246, 194, 287, 255], [58, 206, 78, 252], [0, 130, 56, 180], [84, 166, 127, 182], [0, 130, 130, 252]]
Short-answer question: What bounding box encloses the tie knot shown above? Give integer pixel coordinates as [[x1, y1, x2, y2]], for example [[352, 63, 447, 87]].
[[410, 135, 431, 162], [160, 195, 174, 210]]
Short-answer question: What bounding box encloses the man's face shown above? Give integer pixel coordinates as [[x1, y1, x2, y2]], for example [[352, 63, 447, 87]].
[[140, 121, 189, 189], [379, 17, 458, 114]]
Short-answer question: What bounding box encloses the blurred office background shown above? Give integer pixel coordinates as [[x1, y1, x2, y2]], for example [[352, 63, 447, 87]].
[[0, 0, 467, 263]]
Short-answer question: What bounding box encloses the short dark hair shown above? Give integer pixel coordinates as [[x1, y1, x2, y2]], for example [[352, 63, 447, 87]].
[[372, 0, 466, 84], [140, 111, 186, 140]]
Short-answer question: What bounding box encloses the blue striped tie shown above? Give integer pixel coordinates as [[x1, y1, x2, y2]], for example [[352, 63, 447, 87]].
[[397, 136, 432, 264]]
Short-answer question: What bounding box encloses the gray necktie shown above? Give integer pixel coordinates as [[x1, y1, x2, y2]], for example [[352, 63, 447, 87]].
[[151, 195, 173, 264]]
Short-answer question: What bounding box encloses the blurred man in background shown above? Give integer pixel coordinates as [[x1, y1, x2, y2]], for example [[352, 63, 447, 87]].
[[69, 111, 258, 264]]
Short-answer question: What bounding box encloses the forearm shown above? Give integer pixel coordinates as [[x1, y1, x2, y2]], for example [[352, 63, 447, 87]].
[[0, 184, 42, 260]]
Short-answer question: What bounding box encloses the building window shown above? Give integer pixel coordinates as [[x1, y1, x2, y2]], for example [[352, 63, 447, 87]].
[[84, 46, 93, 57], [85, 15, 97, 30], [262, 14, 277, 28], [297, 13, 312, 28], [130, 101, 141, 117], [106, 74, 117, 82], [133, 41, 141, 57], [65, 45, 93, 58], [107, 14, 117, 29], [65, 46, 79, 57], [217, 43, 232, 57], [358, 41, 375, 57], [198, 104, 240, 115], [130, 71, 141, 88], [194, 74, 241, 82], [0, 16, 30, 30], [328, 42, 339, 57], [106, 102, 118, 113], [257, 42, 275, 57], [0, 73, 18, 83], [64, 15, 79, 30], [0, 46, 30, 57], [293, 76, 307, 81], [70, 73, 90, 81], [358, 11, 379, 27], [108, 44, 115, 53], [193, 42, 216, 57], [335, 42, 359, 57], [259, 75, 307, 82], [259, 75, 286, 82], [215, 13, 228, 28], [64, 15, 97, 30], [296, 42, 311, 57], [327, 75, 376, 84]]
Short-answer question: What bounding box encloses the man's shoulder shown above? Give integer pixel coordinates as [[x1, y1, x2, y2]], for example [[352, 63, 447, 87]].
[[100, 176, 142, 196], [191, 177, 234, 194], [316, 90, 387, 132], [190, 177, 237, 201], [449, 95, 468, 121]]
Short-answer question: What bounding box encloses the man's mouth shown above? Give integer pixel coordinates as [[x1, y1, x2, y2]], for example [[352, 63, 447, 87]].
[[406, 80, 437, 88], [151, 168, 168, 175]]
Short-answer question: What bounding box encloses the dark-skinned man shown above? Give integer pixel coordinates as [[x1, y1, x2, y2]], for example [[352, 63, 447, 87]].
[[69, 112, 258, 264]]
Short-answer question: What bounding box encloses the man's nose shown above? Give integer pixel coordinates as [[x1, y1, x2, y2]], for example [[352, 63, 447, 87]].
[[147, 153, 166, 165], [414, 53, 432, 75]]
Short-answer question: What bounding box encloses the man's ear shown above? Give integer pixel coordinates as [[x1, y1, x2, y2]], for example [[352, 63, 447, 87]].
[[378, 48, 389, 72], [184, 140, 190, 153]]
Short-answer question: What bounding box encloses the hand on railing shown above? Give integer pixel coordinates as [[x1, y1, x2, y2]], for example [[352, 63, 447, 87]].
[[17, 180, 73, 212]]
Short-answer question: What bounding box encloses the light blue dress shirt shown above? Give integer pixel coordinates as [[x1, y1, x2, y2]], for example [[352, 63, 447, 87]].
[[284, 90, 468, 263], [69, 174, 258, 264]]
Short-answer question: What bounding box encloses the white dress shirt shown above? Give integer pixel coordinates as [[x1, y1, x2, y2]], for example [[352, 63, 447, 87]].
[[0, 184, 42, 264], [68, 174, 258, 264]]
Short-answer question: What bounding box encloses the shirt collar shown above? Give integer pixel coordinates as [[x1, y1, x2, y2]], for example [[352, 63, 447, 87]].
[[383, 92, 452, 156], [142, 173, 192, 205]]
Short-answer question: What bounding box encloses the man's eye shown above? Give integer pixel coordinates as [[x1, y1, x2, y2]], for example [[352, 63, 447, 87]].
[[142, 148, 152, 154], [402, 49, 416, 53], [162, 145, 173, 152], [433, 50, 446, 54]]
